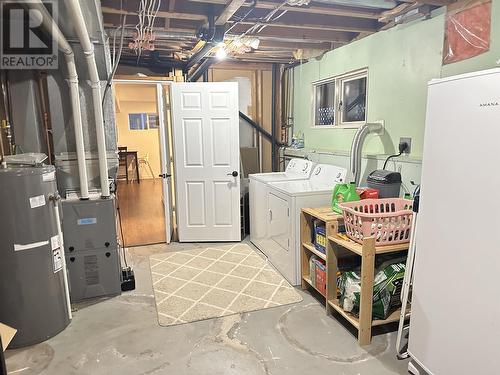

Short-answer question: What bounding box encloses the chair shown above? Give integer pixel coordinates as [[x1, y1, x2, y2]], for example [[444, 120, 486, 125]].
[[138, 152, 155, 179], [117, 146, 129, 183]]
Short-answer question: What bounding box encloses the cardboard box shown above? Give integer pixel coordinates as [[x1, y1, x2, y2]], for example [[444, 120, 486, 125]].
[[0, 323, 16, 351]]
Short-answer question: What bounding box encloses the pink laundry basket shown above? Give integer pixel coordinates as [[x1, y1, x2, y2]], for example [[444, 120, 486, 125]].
[[339, 198, 413, 246]]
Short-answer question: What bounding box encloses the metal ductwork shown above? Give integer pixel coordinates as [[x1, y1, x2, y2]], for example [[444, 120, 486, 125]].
[[349, 122, 383, 185], [29, 0, 90, 199], [106, 28, 198, 41], [66, 0, 110, 198], [21, 0, 118, 198]]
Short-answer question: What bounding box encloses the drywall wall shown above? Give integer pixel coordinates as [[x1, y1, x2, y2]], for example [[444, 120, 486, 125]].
[[115, 84, 161, 180], [291, 0, 499, 185]]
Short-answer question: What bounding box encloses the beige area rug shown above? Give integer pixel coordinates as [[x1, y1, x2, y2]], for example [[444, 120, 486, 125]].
[[149, 243, 302, 326]]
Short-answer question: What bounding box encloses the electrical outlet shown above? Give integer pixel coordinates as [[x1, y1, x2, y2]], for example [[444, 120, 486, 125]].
[[400, 137, 412, 154]]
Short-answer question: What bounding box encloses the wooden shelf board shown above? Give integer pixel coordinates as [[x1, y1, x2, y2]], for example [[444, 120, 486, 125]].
[[302, 207, 343, 223], [302, 242, 327, 261], [328, 299, 410, 328], [328, 235, 409, 255], [372, 306, 410, 327], [327, 299, 360, 328], [302, 276, 326, 298]]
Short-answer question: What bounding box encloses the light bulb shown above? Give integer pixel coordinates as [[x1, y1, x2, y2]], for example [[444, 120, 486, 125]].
[[216, 46, 227, 60]]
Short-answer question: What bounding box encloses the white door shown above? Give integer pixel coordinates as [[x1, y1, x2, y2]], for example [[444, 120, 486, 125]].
[[171, 82, 241, 242], [157, 83, 172, 243]]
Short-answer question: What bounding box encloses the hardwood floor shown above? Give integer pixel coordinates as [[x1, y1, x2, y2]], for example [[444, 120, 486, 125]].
[[116, 179, 166, 247]]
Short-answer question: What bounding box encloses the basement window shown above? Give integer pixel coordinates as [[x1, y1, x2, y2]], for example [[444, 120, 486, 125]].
[[147, 114, 159, 129], [340, 74, 367, 124], [314, 80, 336, 126], [128, 113, 159, 130], [312, 69, 368, 128]]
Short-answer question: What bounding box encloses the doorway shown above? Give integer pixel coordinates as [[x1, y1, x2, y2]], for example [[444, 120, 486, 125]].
[[114, 82, 172, 247]]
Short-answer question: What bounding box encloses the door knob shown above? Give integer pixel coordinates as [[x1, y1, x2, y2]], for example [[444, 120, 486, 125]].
[[158, 173, 172, 179], [227, 171, 238, 177]]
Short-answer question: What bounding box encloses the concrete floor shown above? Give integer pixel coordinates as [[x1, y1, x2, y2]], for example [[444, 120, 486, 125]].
[[6, 241, 409, 375]]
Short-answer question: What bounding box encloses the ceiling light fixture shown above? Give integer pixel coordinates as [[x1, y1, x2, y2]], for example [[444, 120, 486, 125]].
[[215, 46, 227, 60]]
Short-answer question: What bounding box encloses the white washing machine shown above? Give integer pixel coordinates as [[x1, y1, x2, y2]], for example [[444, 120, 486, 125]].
[[249, 158, 316, 250], [261, 164, 347, 285]]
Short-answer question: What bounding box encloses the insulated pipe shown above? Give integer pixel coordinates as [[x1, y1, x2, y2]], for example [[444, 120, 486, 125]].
[[30, 0, 89, 199], [106, 28, 198, 40], [66, 0, 110, 198], [349, 122, 383, 185]]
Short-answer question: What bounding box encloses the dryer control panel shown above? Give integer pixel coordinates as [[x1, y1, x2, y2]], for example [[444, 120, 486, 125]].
[[285, 158, 315, 177]]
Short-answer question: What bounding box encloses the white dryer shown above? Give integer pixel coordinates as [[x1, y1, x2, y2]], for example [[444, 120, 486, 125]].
[[249, 158, 315, 250], [261, 164, 347, 285]]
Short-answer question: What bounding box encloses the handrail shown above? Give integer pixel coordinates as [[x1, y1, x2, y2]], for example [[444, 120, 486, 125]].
[[239, 111, 286, 147]]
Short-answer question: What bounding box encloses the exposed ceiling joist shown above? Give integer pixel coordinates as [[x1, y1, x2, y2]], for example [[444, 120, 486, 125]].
[[234, 20, 377, 34], [240, 1, 381, 19], [165, 0, 176, 29], [398, 0, 454, 5], [187, 0, 228, 4], [257, 40, 337, 50], [101, 6, 207, 22], [215, 0, 246, 25], [228, 24, 353, 43], [103, 0, 449, 65]]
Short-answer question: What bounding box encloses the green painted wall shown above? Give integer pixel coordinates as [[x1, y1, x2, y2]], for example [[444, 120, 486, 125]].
[[292, 0, 499, 159]]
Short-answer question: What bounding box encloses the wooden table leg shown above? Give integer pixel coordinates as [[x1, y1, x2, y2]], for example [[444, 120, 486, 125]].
[[326, 221, 339, 315], [125, 154, 129, 183], [135, 153, 140, 183], [358, 237, 376, 346]]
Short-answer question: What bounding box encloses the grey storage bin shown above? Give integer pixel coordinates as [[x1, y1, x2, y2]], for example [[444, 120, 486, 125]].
[[366, 170, 402, 198]]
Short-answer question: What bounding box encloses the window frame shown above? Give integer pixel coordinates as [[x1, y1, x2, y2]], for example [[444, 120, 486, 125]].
[[311, 77, 337, 128], [128, 112, 160, 130], [128, 113, 148, 130], [147, 113, 159, 129], [311, 68, 368, 129]]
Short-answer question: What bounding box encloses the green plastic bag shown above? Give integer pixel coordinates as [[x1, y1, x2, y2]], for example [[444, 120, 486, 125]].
[[332, 182, 360, 214], [339, 259, 406, 320]]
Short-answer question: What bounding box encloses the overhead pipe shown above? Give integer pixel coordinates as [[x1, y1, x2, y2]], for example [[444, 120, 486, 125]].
[[37, 72, 53, 164], [1, 72, 15, 155], [188, 58, 214, 82], [119, 56, 185, 71], [30, 0, 89, 199], [239, 111, 285, 147], [0, 122, 4, 164], [186, 41, 217, 71], [106, 28, 198, 41], [349, 122, 383, 185], [186, 16, 225, 77], [271, 63, 278, 171], [66, 0, 110, 198]]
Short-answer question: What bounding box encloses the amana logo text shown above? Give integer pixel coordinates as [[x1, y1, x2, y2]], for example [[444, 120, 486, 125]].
[[479, 102, 499, 107]]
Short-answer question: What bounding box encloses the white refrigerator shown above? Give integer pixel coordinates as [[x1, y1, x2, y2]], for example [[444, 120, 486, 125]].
[[408, 68, 500, 375]]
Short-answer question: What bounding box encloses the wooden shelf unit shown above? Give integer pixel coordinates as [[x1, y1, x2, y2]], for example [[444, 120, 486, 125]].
[[328, 235, 409, 345], [300, 207, 343, 304], [302, 275, 326, 297], [300, 207, 410, 346]]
